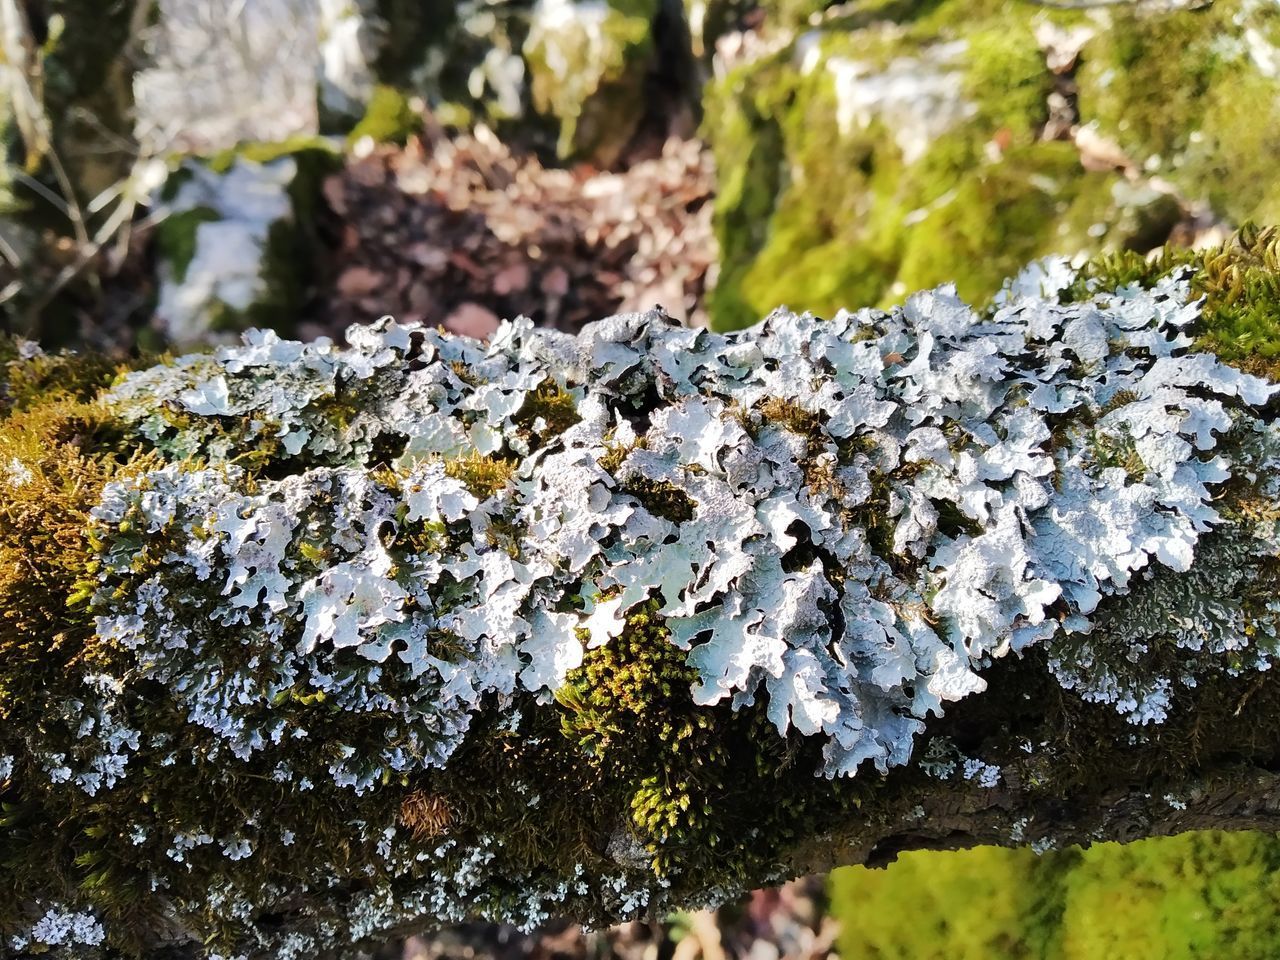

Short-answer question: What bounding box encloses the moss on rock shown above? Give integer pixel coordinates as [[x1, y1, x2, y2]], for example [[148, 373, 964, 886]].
[[706, 9, 1071, 328], [705, 0, 1280, 331], [149, 143, 338, 346], [348, 85, 422, 145], [1074, 0, 1280, 226]]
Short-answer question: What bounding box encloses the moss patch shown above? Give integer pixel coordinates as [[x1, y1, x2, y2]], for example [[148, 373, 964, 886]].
[[1066, 224, 1280, 375], [704, 9, 1073, 328], [444, 451, 518, 500], [348, 85, 423, 145], [1074, 0, 1280, 226]]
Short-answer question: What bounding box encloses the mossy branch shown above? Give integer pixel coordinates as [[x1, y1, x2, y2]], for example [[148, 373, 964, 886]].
[[5, 231, 1280, 959]]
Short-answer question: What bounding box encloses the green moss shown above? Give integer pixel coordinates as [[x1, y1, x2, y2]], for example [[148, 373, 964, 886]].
[[154, 206, 222, 284], [895, 141, 1092, 303], [961, 23, 1052, 135], [1068, 224, 1280, 374], [705, 8, 1069, 328], [558, 599, 717, 860], [0, 393, 156, 720], [348, 85, 422, 145], [831, 831, 1280, 960], [1074, 1, 1280, 225], [1, 348, 151, 417], [552, 598, 863, 880], [706, 1, 1280, 330], [444, 451, 518, 500], [204, 135, 338, 175], [831, 844, 1071, 960], [513, 380, 583, 446], [704, 68, 788, 328]]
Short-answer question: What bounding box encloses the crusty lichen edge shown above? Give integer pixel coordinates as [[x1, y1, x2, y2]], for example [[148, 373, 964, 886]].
[[4, 230, 1280, 958]]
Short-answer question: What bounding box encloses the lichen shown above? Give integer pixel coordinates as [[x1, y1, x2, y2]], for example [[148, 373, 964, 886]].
[[4, 242, 1280, 954]]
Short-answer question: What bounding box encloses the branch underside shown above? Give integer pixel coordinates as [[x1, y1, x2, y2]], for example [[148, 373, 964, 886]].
[[5, 235, 1280, 957]]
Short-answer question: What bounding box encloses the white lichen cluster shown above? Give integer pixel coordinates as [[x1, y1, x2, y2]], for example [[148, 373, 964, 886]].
[[9, 260, 1280, 954], [74, 260, 1278, 797], [7, 907, 106, 952]]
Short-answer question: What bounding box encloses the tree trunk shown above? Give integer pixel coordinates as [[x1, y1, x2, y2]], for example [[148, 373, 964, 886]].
[[3, 231, 1280, 957]]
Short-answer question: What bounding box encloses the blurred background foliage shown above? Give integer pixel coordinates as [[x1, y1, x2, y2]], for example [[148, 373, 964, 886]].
[[4, 0, 1280, 349], [4, 0, 1280, 956], [830, 832, 1280, 960]]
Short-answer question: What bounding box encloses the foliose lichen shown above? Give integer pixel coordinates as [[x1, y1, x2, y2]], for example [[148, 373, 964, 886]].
[[3, 246, 1280, 956]]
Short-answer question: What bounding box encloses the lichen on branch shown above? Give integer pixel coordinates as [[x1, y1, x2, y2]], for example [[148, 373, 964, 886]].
[[4, 234, 1280, 958]]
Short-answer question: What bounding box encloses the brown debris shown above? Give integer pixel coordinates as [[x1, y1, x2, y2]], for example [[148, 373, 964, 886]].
[[399, 790, 455, 842], [394, 877, 837, 960], [311, 128, 718, 339]]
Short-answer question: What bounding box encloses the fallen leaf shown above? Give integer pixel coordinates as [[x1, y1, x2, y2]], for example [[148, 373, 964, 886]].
[[444, 302, 500, 340]]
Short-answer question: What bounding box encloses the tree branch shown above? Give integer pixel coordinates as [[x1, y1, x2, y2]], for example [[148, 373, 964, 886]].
[[3, 232, 1280, 958]]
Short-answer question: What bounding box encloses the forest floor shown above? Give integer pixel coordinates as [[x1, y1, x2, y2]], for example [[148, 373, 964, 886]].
[[305, 128, 717, 343], [382, 878, 836, 960]]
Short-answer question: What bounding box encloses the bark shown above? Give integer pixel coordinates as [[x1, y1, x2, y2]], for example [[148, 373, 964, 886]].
[[3, 234, 1280, 958]]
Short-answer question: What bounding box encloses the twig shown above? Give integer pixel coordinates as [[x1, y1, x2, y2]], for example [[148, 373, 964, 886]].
[[13, 170, 71, 217]]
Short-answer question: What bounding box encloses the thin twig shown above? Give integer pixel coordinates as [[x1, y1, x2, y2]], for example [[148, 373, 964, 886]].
[[0, 228, 22, 269]]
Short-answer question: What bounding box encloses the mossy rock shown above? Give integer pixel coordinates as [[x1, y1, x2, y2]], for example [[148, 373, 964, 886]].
[[1074, 0, 1280, 226], [149, 142, 339, 346], [704, 0, 1280, 331], [318, 0, 551, 145], [318, 0, 674, 163], [4, 230, 1280, 953]]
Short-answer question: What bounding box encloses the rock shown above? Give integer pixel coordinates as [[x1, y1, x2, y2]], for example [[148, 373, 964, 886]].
[[316, 0, 536, 139], [137, 0, 319, 152], [1072, 0, 1280, 228], [314, 0, 706, 166], [150, 146, 335, 346], [317, 0, 387, 130]]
